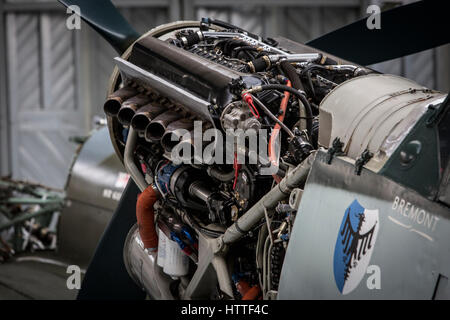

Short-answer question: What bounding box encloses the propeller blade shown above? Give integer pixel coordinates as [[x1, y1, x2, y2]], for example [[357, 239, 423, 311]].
[[306, 1, 449, 65], [59, 0, 140, 54]]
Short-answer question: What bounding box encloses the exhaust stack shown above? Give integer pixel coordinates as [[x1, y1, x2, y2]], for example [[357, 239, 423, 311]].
[[145, 110, 183, 142], [130, 103, 166, 132], [160, 119, 194, 152], [117, 94, 151, 126], [104, 86, 138, 117]]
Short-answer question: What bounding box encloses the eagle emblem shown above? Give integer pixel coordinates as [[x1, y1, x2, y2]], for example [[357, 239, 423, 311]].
[[333, 199, 379, 295]]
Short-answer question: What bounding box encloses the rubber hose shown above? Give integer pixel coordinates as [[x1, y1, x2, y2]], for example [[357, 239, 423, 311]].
[[280, 60, 304, 91], [136, 185, 160, 251], [242, 285, 262, 300], [259, 84, 313, 136]]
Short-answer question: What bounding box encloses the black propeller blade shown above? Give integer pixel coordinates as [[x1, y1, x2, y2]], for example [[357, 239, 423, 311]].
[[58, 0, 140, 54], [307, 0, 449, 66]]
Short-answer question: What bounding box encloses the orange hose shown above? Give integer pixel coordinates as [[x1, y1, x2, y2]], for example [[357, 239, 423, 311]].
[[236, 280, 251, 297], [136, 185, 159, 251], [242, 285, 262, 300], [268, 80, 291, 183]]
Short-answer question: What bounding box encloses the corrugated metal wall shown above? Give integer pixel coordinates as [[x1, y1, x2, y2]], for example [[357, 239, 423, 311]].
[[5, 11, 81, 187], [0, 0, 448, 189]]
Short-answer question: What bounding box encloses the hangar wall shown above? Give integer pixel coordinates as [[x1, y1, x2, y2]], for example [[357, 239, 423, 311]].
[[0, 0, 448, 189]]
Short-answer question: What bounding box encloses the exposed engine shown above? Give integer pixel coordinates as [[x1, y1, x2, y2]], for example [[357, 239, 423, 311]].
[[102, 19, 444, 300]]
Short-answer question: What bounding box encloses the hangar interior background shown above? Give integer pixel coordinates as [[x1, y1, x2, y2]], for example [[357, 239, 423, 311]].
[[0, 0, 448, 190]]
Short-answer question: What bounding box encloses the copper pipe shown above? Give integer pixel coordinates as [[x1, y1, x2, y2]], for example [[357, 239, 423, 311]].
[[130, 103, 166, 132], [160, 118, 194, 152], [117, 94, 152, 126], [145, 110, 183, 142], [104, 86, 138, 117], [136, 184, 160, 251]]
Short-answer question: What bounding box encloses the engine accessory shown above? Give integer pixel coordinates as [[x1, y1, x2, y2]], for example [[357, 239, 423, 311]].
[[160, 232, 189, 278], [123, 224, 174, 299], [221, 101, 262, 132], [318, 74, 444, 161]]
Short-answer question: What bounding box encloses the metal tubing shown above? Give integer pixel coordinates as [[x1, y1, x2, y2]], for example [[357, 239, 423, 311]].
[[124, 127, 148, 191], [221, 152, 315, 244]]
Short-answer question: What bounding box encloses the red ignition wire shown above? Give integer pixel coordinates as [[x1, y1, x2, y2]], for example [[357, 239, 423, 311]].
[[242, 92, 260, 119], [233, 152, 241, 190]]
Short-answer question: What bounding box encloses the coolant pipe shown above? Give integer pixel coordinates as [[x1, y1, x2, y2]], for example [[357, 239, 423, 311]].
[[242, 285, 262, 300], [104, 86, 138, 117], [206, 167, 235, 182], [117, 94, 152, 126], [136, 184, 160, 252], [221, 152, 315, 245]]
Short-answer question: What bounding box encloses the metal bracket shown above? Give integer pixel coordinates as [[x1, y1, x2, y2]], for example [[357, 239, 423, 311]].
[[354, 149, 373, 176], [326, 137, 345, 164]]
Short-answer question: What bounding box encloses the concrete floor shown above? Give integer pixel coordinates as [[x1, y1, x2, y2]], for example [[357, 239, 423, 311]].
[[0, 257, 79, 300]]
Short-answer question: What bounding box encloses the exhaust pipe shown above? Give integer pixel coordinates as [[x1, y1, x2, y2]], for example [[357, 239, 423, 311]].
[[161, 119, 194, 152], [104, 86, 138, 117], [130, 103, 166, 132], [170, 124, 213, 162], [117, 94, 152, 126], [145, 110, 183, 142]]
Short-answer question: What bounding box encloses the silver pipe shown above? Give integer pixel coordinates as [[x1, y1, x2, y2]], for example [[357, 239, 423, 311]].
[[268, 53, 320, 63], [221, 152, 315, 244], [324, 64, 369, 76], [202, 31, 286, 55], [124, 127, 148, 191], [189, 181, 212, 203]]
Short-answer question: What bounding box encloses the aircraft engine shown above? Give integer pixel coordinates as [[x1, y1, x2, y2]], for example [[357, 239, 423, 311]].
[[102, 20, 446, 299]]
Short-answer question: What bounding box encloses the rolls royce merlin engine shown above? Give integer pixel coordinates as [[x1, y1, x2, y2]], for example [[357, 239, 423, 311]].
[[94, 17, 447, 300]]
